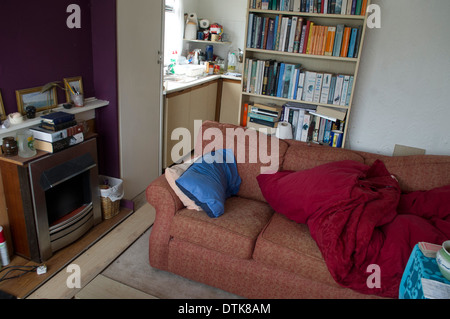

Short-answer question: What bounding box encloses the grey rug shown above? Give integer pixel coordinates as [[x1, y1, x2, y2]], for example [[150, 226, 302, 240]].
[[101, 227, 243, 299]]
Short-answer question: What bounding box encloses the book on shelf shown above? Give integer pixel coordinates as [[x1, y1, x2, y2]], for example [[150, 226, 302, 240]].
[[33, 132, 84, 153], [245, 102, 282, 134], [315, 105, 347, 121], [243, 58, 354, 107], [30, 122, 84, 143], [40, 111, 75, 125], [246, 121, 278, 135], [249, 0, 368, 16], [39, 120, 78, 132], [279, 102, 345, 145], [246, 13, 362, 59]]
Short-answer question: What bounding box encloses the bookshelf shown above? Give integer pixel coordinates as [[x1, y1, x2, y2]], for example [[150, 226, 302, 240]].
[[240, 0, 371, 148]]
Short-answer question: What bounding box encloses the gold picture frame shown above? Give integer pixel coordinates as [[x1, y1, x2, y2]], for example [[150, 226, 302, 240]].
[[63, 76, 84, 103], [0, 90, 6, 121], [16, 86, 58, 115]]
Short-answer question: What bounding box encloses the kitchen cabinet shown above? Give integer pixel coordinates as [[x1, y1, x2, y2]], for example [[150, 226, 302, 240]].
[[219, 78, 242, 126], [163, 80, 218, 168]]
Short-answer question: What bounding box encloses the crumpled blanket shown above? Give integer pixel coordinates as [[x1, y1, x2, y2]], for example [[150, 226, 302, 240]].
[[257, 160, 450, 298]]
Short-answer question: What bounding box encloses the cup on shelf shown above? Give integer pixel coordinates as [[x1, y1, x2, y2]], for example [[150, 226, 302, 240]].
[[72, 93, 84, 107]]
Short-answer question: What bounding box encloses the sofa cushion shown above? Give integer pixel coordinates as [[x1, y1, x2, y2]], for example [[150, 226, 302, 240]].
[[253, 213, 338, 287], [176, 149, 241, 218], [281, 139, 365, 171], [165, 157, 202, 211], [362, 154, 450, 192], [194, 121, 289, 203], [170, 196, 274, 260]]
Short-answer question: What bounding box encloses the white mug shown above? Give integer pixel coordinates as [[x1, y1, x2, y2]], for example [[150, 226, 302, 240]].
[[8, 112, 24, 125]]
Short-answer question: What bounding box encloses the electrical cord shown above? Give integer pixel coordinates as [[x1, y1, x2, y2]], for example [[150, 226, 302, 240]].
[[0, 265, 38, 282]]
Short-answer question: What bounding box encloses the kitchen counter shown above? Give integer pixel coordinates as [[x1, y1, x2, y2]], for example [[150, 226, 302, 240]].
[[164, 74, 241, 95]]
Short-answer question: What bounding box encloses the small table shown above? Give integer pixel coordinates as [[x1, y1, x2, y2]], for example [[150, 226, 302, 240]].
[[399, 244, 450, 299]]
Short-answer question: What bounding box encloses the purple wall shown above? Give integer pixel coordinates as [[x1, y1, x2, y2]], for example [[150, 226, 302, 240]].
[[91, 0, 120, 177], [0, 0, 120, 177], [0, 0, 94, 109]]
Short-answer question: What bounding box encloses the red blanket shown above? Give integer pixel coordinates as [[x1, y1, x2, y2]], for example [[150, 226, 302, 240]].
[[257, 160, 450, 298]]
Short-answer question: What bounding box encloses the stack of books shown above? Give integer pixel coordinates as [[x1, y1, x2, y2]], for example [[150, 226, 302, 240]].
[[30, 111, 85, 153], [244, 102, 283, 135]]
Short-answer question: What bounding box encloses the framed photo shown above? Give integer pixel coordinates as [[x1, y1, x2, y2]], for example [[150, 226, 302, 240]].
[[0, 90, 5, 121], [16, 86, 58, 115], [63, 76, 83, 103]]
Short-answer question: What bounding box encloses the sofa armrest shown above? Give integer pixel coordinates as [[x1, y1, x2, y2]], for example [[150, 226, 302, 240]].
[[146, 174, 185, 270]]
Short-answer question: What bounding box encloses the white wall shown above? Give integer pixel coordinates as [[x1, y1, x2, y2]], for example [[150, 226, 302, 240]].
[[348, 0, 450, 156]]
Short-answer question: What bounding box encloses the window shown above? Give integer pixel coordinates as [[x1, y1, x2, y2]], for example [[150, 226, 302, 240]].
[[164, 0, 183, 66]]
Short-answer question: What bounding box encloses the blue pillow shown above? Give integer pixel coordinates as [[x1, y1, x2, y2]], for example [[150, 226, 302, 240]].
[[175, 149, 241, 218]]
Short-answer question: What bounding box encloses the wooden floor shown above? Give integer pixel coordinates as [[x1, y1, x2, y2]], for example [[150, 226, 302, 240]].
[[74, 274, 157, 299], [0, 190, 152, 299], [27, 191, 155, 299]]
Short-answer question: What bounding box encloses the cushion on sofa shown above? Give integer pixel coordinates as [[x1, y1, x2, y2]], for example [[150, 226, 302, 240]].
[[253, 213, 338, 287], [193, 121, 289, 203], [170, 196, 274, 260], [281, 139, 365, 171], [165, 157, 202, 211], [176, 149, 241, 218]]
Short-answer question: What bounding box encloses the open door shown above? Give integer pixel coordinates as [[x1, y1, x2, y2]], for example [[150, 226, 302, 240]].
[[117, 0, 164, 199]]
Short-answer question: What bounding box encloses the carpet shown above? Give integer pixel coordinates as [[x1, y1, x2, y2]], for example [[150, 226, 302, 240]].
[[101, 227, 243, 299]]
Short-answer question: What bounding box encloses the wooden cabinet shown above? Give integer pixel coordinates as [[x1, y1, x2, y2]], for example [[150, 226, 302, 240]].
[[163, 80, 218, 168], [219, 79, 242, 126]]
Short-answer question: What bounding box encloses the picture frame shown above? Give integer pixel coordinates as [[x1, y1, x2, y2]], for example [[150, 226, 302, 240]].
[[0, 90, 6, 121], [63, 76, 84, 103], [16, 86, 58, 115]]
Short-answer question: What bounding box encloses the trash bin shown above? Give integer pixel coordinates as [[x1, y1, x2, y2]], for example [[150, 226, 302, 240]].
[[98, 175, 124, 219]]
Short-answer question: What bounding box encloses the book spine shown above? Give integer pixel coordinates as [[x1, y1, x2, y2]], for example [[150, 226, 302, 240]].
[[319, 73, 332, 104], [42, 114, 75, 125], [313, 73, 323, 103], [340, 75, 350, 106], [249, 117, 278, 127], [242, 103, 249, 126], [248, 112, 279, 122]]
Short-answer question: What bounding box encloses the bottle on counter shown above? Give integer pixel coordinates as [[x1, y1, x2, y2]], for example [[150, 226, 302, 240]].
[[227, 52, 237, 72]]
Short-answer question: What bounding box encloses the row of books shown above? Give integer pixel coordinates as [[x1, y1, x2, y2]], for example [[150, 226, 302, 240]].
[[281, 103, 345, 144], [244, 102, 346, 145], [30, 111, 85, 153], [243, 58, 355, 106], [250, 0, 369, 16], [247, 13, 362, 58]]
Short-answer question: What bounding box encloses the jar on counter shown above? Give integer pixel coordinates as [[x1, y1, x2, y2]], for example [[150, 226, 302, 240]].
[[2, 137, 18, 157]]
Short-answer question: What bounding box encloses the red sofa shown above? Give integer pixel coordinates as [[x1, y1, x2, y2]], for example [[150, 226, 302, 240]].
[[146, 121, 450, 299]]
